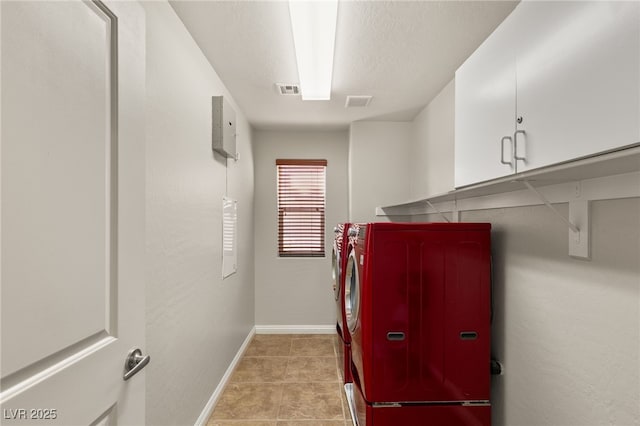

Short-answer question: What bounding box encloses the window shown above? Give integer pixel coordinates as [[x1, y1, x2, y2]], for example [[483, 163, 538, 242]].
[[276, 159, 327, 257]]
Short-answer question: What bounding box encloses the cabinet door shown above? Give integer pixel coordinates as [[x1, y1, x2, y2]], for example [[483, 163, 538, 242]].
[[515, 1, 640, 172], [454, 10, 519, 188]]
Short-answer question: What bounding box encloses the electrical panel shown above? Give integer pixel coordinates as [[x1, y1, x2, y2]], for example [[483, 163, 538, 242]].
[[212, 96, 237, 159]]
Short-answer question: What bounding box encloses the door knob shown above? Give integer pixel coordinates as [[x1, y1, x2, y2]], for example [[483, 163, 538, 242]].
[[123, 348, 150, 381]]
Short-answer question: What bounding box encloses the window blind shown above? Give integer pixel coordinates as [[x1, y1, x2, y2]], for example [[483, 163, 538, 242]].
[[276, 159, 327, 257]]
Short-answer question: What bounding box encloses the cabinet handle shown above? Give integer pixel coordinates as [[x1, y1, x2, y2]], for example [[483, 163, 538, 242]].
[[500, 136, 513, 165], [514, 129, 526, 161]]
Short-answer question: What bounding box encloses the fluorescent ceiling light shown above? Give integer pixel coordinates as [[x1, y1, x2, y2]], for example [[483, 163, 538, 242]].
[[288, 0, 338, 100]]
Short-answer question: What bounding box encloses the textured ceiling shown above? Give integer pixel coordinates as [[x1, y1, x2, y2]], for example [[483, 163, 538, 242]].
[[170, 1, 518, 130]]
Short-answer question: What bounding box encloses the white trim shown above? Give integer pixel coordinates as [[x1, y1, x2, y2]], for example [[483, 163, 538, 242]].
[[255, 324, 335, 334], [378, 171, 640, 217], [377, 172, 639, 258], [194, 326, 256, 426], [0, 336, 116, 401]]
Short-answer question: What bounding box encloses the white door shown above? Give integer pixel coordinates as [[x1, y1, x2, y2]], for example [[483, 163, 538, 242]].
[[515, 1, 640, 172], [1, 1, 146, 425], [454, 7, 518, 188]]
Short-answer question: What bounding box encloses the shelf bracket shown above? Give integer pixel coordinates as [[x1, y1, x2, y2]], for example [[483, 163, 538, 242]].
[[425, 200, 451, 223], [523, 181, 590, 259], [568, 199, 590, 259], [451, 200, 460, 223]]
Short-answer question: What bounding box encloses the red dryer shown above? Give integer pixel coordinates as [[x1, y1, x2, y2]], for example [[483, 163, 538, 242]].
[[345, 222, 492, 426], [331, 222, 353, 384]]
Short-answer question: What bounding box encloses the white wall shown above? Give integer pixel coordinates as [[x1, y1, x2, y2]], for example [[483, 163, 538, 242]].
[[348, 121, 412, 222], [253, 130, 349, 327], [415, 200, 640, 425], [476, 201, 639, 426], [410, 82, 640, 425], [144, 2, 254, 425], [409, 80, 455, 199]]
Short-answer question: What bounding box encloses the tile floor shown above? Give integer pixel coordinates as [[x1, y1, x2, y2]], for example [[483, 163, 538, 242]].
[[207, 334, 353, 426]]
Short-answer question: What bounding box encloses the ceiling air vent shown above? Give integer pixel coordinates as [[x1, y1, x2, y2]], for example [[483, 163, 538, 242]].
[[275, 83, 300, 96], [345, 95, 373, 108]]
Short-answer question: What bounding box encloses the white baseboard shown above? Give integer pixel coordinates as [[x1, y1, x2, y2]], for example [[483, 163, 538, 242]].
[[194, 326, 256, 426], [255, 324, 336, 334]]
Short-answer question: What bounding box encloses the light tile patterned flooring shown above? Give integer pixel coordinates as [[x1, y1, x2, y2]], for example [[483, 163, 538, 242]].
[[207, 334, 353, 426]]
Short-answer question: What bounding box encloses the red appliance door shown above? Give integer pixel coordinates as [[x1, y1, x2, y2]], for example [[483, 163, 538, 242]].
[[344, 247, 361, 336], [339, 229, 353, 344], [364, 229, 491, 403], [332, 238, 343, 336], [346, 241, 367, 393], [336, 224, 353, 343], [371, 404, 491, 426], [352, 378, 490, 426], [332, 239, 341, 301]]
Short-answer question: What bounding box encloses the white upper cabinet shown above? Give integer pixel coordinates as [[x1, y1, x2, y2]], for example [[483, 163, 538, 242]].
[[455, 1, 640, 187], [454, 12, 518, 188], [515, 1, 640, 172]]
